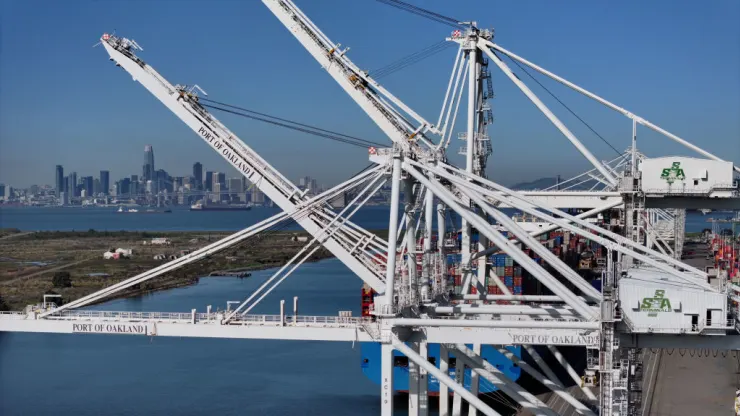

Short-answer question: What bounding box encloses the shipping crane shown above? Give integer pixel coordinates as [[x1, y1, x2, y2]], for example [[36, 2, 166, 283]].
[[1, 2, 739, 416]]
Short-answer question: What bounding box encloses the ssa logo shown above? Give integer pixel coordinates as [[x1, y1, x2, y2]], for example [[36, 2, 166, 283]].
[[640, 289, 672, 317], [660, 162, 686, 185]]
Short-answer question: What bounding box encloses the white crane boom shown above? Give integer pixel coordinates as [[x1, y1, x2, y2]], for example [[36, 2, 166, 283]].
[[262, 0, 439, 153], [100, 35, 386, 293]]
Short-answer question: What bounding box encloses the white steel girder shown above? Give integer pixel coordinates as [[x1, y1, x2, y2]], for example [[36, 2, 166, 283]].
[[99, 36, 388, 295], [419, 161, 710, 283], [403, 162, 598, 319], [450, 344, 558, 416]]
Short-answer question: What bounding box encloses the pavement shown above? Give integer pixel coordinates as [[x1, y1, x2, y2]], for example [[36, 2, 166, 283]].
[[518, 240, 739, 415], [644, 348, 739, 416], [641, 240, 738, 416]]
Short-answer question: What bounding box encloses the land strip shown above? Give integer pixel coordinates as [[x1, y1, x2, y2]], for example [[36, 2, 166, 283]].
[[0, 228, 386, 311]]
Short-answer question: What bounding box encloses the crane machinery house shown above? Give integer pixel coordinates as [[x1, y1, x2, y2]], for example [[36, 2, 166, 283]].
[[640, 156, 737, 197], [618, 268, 728, 334]]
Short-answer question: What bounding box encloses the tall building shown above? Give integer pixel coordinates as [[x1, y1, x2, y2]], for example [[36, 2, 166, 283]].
[[155, 169, 170, 193], [82, 176, 94, 197], [142, 145, 155, 182], [93, 178, 102, 196], [55, 165, 64, 196], [228, 177, 242, 202], [119, 178, 131, 196], [251, 187, 265, 204], [0, 184, 5, 201], [215, 172, 226, 188], [213, 182, 224, 202], [100, 170, 110, 196], [193, 162, 203, 190], [130, 175, 139, 198], [205, 171, 214, 192], [67, 172, 78, 197]]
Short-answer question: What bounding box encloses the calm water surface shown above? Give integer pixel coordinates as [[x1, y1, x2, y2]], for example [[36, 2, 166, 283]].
[[0, 260, 385, 416]]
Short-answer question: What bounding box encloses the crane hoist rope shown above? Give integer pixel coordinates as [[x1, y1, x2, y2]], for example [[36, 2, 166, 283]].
[[199, 99, 386, 149]]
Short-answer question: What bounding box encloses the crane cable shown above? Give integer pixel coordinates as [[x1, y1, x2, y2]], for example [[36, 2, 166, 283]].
[[371, 40, 456, 79], [503, 53, 623, 157], [148, 166, 382, 297], [198, 98, 386, 149], [375, 0, 463, 29]]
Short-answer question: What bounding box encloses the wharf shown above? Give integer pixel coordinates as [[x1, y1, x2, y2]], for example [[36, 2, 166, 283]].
[[641, 241, 738, 416], [519, 241, 738, 416]]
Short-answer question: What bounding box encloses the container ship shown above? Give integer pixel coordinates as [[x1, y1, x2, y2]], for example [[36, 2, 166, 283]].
[[360, 209, 617, 394], [190, 202, 252, 211]]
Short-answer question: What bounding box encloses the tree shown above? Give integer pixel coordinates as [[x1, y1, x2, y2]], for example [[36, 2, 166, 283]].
[[0, 293, 9, 311], [52, 271, 72, 288]]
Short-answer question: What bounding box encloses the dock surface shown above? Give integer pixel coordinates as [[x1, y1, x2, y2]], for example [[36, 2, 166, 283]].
[[642, 241, 738, 415]]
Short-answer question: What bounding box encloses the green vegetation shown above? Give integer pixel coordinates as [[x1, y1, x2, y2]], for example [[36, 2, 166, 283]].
[[52, 271, 72, 288], [0, 229, 371, 310], [0, 293, 9, 311]]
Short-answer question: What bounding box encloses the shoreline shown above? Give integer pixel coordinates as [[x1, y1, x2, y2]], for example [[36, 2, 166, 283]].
[[0, 229, 356, 311]]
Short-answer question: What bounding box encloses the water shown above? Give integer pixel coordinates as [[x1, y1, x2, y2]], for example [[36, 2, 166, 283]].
[[0, 206, 733, 234], [0, 259, 383, 416], [0, 205, 393, 232]]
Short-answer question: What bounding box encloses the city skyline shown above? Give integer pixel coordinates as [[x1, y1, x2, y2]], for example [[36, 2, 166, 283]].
[[1, 1, 737, 190], [1, 143, 329, 203]]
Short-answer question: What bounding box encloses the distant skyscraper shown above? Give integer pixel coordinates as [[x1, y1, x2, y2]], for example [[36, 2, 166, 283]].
[[55, 165, 64, 196], [228, 177, 242, 202], [214, 182, 225, 202], [193, 162, 203, 189], [251, 187, 265, 204], [119, 178, 131, 195], [100, 170, 110, 196], [215, 172, 226, 188], [143, 145, 155, 182], [83, 176, 94, 197], [93, 178, 102, 195], [130, 175, 139, 197], [205, 171, 214, 192], [67, 172, 78, 197]]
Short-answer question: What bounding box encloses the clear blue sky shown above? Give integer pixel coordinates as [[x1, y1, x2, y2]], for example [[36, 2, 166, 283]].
[[1, 0, 738, 188]]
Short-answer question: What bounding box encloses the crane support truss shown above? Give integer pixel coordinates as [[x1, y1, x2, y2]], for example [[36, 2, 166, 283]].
[[99, 36, 389, 294], [2, 2, 738, 416]]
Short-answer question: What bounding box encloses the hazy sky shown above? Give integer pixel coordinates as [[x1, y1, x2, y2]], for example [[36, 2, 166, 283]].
[[1, 0, 738, 188]]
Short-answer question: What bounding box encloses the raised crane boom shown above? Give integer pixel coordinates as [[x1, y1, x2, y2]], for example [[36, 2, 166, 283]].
[[262, 0, 440, 154], [100, 34, 387, 293]]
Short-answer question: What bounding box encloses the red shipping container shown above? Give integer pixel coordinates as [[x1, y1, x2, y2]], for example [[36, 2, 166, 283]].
[[514, 276, 523, 285], [505, 266, 514, 276], [454, 276, 462, 286], [471, 286, 477, 294]]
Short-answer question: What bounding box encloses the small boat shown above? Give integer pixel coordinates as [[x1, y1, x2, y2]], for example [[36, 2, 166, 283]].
[[116, 206, 140, 213]]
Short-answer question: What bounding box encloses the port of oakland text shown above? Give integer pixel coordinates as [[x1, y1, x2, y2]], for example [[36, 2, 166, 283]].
[[511, 333, 599, 346], [197, 127, 255, 179], [72, 323, 149, 335]]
